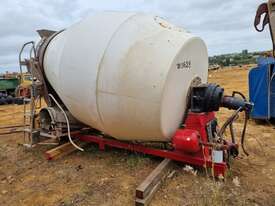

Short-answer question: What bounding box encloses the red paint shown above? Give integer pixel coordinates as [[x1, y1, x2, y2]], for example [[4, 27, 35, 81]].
[[172, 129, 200, 153], [184, 112, 215, 158], [69, 112, 231, 177], [76, 134, 226, 176]]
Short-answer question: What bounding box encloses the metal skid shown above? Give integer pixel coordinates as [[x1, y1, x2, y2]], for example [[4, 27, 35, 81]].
[[74, 112, 232, 177]]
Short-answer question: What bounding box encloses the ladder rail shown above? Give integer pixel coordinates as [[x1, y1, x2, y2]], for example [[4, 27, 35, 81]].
[[19, 41, 38, 147], [18, 41, 36, 81], [23, 95, 41, 146]]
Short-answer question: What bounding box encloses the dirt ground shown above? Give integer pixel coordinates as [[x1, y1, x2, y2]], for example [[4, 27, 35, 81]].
[[1, 66, 275, 206]]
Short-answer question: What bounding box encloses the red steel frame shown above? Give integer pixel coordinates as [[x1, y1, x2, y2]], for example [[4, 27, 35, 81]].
[[73, 112, 227, 177]]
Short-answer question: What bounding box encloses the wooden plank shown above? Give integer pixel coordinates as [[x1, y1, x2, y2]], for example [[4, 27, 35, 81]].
[[45, 141, 86, 160], [38, 138, 59, 145], [135, 182, 161, 206], [0, 124, 26, 129], [0, 130, 24, 135], [135, 158, 173, 205]]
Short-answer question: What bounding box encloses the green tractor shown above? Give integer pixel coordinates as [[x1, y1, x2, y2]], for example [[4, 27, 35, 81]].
[[0, 74, 19, 104], [0, 73, 32, 105], [0, 74, 19, 96]]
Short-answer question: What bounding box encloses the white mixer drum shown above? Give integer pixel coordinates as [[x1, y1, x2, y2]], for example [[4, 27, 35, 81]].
[[43, 11, 208, 141]]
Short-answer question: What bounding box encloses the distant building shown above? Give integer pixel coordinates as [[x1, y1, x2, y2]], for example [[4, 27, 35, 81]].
[[242, 50, 248, 55]]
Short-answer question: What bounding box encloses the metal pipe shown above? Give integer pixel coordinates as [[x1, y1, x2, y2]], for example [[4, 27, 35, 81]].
[[49, 94, 84, 151], [18, 41, 36, 81]]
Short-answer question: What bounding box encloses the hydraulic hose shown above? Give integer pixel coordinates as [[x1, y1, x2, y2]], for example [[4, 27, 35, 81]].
[[241, 111, 249, 156], [218, 105, 250, 156], [49, 94, 84, 151]]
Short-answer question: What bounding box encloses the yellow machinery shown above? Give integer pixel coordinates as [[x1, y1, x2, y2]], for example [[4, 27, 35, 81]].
[[16, 73, 32, 98]]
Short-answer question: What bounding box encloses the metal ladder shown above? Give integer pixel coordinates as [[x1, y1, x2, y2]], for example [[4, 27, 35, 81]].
[[22, 95, 39, 147], [19, 41, 39, 147]]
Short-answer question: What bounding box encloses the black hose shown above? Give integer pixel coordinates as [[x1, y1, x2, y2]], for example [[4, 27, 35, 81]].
[[229, 121, 236, 143], [241, 111, 249, 156], [218, 107, 249, 156], [218, 107, 242, 137]]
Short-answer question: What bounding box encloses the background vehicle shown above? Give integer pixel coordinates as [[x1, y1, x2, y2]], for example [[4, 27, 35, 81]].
[[0, 72, 32, 105]]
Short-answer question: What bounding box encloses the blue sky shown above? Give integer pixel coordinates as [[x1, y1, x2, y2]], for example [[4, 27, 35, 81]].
[[0, 0, 271, 73]]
